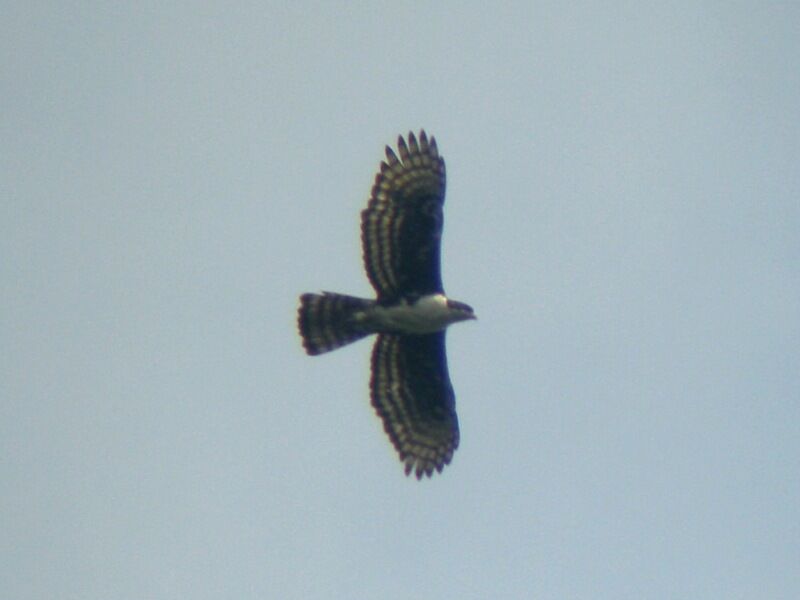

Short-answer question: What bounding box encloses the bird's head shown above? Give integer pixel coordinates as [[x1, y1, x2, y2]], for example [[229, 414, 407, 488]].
[[445, 298, 477, 323]]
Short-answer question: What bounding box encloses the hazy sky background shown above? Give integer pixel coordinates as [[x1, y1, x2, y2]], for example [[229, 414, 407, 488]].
[[3, 3, 799, 599]]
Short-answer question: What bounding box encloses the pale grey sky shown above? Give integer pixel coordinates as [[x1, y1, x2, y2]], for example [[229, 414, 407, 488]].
[[2, 3, 799, 599]]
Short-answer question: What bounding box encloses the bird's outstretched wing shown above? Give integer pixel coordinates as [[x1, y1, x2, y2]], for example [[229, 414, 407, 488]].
[[370, 332, 460, 479], [361, 130, 447, 302]]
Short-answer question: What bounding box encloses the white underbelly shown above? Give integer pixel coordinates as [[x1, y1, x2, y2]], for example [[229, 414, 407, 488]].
[[369, 295, 452, 334]]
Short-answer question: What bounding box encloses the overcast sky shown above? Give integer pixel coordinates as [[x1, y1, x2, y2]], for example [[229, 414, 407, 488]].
[[3, 3, 799, 599]]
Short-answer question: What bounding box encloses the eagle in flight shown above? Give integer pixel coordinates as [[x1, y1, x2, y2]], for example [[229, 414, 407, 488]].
[[297, 131, 475, 479]]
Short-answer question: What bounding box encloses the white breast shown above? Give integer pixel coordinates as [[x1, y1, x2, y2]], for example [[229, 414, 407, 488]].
[[370, 294, 454, 334]]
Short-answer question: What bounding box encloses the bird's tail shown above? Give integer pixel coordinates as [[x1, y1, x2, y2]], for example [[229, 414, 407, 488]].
[[298, 292, 375, 355]]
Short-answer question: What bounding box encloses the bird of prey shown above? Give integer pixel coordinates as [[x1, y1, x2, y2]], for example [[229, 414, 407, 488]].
[[297, 130, 475, 479]]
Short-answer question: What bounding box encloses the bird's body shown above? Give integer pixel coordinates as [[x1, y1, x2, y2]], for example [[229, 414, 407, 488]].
[[365, 293, 468, 334], [297, 131, 474, 478]]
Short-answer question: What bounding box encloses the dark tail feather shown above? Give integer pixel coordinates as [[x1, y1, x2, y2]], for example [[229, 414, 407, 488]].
[[298, 292, 375, 355]]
